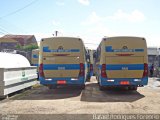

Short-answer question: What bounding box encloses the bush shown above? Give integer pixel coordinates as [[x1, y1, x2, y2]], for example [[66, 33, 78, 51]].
[[16, 44, 39, 51]]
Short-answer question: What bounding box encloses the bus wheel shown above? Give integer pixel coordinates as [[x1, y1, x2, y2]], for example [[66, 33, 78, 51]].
[[87, 76, 91, 82], [80, 85, 85, 89], [48, 85, 57, 89], [129, 86, 137, 91], [132, 86, 137, 91], [99, 86, 105, 91]]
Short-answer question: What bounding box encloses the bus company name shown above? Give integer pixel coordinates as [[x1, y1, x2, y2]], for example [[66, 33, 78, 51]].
[[106, 46, 144, 52]]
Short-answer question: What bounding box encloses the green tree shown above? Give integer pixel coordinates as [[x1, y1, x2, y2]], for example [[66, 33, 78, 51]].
[[16, 44, 39, 51], [15, 44, 23, 49], [23, 44, 39, 51]]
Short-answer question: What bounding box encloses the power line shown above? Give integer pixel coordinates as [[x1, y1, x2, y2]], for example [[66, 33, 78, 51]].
[[0, 31, 5, 35], [0, 26, 10, 34], [0, 18, 28, 33], [0, 0, 39, 19]]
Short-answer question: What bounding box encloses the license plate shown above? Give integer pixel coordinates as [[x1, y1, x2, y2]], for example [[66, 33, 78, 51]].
[[57, 80, 66, 84], [120, 81, 130, 85]]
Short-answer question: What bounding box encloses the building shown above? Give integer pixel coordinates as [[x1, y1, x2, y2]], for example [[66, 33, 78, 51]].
[[0, 34, 38, 63], [147, 47, 159, 66], [1, 34, 38, 46], [147, 47, 160, 77], [0, 38, 19, 50]]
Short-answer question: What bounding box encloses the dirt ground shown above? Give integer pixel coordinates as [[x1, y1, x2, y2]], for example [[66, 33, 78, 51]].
[[0, 77, 160, 120]]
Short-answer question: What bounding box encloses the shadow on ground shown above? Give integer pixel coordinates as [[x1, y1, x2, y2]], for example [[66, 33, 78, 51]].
[[9, 82, 145, 102], [11, 86, 82, 100], [80, 83, 145, 102]]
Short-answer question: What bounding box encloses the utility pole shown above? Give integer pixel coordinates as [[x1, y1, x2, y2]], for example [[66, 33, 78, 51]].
[[53, 31, 58, 37], [55, 31, 58, 37]]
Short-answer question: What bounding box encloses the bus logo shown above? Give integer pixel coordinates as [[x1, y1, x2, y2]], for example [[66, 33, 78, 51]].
[[122, 46, 128, 49], [58, 46, 63, 50]]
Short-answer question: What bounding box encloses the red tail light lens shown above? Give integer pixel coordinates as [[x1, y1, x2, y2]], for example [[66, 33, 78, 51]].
[[79, 63, 85, 77], [101, 64, 107, 78], [90, 64, 93, 71], [120, 81, 130, 85], [143, 63, 148, 77], [39, 63, 44, 77]]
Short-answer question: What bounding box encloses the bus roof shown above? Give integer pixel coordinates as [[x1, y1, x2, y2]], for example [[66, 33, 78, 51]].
[[41, 37, 82, 41], [103, 36, 146, 41]]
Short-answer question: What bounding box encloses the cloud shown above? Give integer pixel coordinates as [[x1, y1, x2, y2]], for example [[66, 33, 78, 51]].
[[52, 20, 61, 26], [78, 0, 90, 6], [82, 9, 146, 26], [80, 11, 113, 49], [80, 9, 145, 49], [109, 9, 145, 22], [81, 12, 102, 25], [56, 1, 65, 6]]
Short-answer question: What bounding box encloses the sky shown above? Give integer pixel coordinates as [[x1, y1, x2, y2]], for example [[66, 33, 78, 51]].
[[0, 0, 160, 49]]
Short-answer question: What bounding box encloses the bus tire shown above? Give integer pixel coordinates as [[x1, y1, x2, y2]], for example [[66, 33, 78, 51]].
[[99, 86, 105, 91], [48, 85, 57, 89], [129, 86, 137, 91], [87, 75, 91, 82], [132, 86, 137, 91], [80, 85, 85, 89]]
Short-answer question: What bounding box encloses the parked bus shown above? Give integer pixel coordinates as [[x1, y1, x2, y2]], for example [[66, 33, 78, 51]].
[[86, 49, 95, 77], [31, 49, 39, 67], [95, 36, 148, 90], [39, 37, 89, 89]]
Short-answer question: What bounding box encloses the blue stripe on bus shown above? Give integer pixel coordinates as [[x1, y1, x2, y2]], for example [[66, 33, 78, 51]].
[[32, 64, 39, 66], [134, 49, 144, 52], [33, 54, 39, 58], [43, 64, 87, 70], [105, 46, 144, 52], [99, 64, 144, 70], [43, 46, 80, 52], [106, 46, 113, 52]]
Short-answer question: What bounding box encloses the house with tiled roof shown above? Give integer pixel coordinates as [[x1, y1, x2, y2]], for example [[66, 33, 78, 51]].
[[0, 37, 19, 50], [0, 35, 38, 62], [2, 34, 38, 46]]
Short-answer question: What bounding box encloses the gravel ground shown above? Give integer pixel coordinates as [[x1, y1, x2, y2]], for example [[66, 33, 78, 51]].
[[0, 77, 160, 120]]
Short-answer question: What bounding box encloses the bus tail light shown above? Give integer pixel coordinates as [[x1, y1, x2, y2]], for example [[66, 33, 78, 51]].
[[79, 63, 85, 77], [39, 63, 44, 77], [101, 64, 107, 78], [143, 63, 148, 78]]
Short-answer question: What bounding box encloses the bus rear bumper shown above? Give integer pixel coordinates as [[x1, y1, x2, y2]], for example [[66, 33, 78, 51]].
[[99, 77, 148, 87], [39, 77, 85, 86]]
